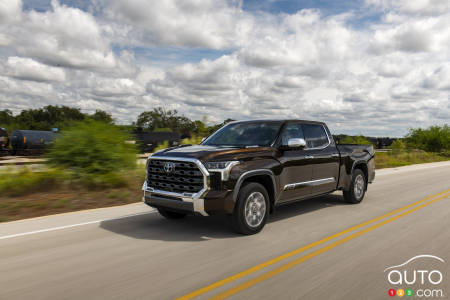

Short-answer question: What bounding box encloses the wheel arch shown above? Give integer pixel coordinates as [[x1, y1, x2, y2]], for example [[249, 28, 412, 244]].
[[352, 161, 368, 190], [233, 170, 277, 213]]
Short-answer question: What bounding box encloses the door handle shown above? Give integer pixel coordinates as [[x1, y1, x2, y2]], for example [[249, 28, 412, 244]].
[[305, 155, 314, 159]]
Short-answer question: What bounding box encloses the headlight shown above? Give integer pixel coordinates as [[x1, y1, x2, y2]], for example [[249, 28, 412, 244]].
[[204, 161, 239, 181]]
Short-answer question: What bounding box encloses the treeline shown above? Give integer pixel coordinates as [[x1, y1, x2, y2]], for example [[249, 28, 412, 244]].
[[336, 125, 449, 153], [135, 107, 233, 137], [0, 106, 113, 132], [0, 106, 230, 137]]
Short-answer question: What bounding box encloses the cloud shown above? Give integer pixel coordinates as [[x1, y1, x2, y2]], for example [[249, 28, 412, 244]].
[[0, 0, 448, 136], [102, 0, 253, 49], [1, 0, 116, 69], [6, 56, 66, 82]]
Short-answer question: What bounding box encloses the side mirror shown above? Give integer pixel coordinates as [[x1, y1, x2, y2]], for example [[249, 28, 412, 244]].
[[287, 138, 306, 149]]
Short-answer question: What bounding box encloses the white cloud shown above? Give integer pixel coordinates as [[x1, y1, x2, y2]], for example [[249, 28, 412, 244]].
[[1, 0, 116, 69], [102, 0, 253, 49], [0, 0, 448, 136], [6, 56, 66, 82], [0, 0, 22, 24]]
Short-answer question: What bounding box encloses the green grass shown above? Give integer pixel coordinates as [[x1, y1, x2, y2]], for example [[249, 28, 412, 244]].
[[0, 168, 66, 197], [376, 150, 449, 169]]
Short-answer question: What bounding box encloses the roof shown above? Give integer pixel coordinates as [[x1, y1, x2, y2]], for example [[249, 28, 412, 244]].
[[228, 119, 326, 125]]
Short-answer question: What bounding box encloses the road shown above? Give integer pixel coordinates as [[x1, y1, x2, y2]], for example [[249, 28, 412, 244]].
[[1, 161, 449, 299]]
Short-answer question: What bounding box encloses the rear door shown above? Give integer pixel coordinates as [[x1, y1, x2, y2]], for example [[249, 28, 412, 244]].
[[277, 122, 313, 203], [302, 123, 340, 195]]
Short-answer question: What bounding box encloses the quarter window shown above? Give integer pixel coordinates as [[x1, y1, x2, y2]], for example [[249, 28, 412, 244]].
[[302, 124, 329, 148]]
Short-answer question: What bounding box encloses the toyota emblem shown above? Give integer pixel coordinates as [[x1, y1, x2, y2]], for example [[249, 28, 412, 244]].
[[163, 162, 175, 174]]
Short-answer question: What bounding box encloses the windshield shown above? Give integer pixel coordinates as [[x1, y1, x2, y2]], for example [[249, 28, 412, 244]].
[[202, 122, 282, 147]]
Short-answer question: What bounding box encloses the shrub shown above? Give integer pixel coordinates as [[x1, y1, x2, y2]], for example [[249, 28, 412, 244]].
[[390, 139, 406, 154], [47, 120, 137, 186], [405, 125, 449, 152], [0, 168, 65, 196]]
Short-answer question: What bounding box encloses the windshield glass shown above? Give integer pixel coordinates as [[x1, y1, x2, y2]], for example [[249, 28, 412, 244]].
[[202, 122, 282, 147]]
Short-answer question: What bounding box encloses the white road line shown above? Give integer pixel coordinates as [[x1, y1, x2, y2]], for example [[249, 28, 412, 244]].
[[0, 211, 156, 240]]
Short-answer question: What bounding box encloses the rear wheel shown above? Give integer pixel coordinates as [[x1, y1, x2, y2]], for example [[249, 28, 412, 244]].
[[343, 169, 366, 204], [230, 182, 269, 235], [157, 208, 187, 219]]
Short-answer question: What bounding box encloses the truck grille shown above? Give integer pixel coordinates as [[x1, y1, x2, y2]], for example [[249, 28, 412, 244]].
[[147, 159, 205, 194]]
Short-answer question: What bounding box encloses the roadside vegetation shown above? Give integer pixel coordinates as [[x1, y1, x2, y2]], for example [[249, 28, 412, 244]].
[[0, 119, 143, 222], [375, 150, 448, 169]]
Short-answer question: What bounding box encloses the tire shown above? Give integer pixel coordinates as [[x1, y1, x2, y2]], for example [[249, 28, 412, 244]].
[[157, 208, 187, 219], [343, 169, 366, 204], [230, 182, 269, 235]]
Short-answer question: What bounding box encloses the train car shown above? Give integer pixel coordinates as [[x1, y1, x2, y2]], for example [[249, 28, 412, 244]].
[[10, 130, 56, 155], [0, 128, 9, 155], [134, 130, 180, 153]]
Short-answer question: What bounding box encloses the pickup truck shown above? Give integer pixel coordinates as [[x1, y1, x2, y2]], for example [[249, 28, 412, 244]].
[[143, 120, 375, 234]]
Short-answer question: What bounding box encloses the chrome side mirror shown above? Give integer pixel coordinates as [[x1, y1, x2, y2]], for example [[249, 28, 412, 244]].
[[287, 138, 306, 149]]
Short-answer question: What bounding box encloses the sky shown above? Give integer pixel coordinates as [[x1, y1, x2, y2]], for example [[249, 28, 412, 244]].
[[0, 0, 449, 136]]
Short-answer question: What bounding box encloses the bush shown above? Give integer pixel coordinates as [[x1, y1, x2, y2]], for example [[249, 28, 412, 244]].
[[405, 125, 449, 152], [0, 168, 65, 196], [390, 139, 406, 154], [47, 120, 137, 186]]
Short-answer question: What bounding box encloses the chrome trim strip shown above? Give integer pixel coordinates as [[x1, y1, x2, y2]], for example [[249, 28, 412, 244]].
[[284, 177, 335, 191], [142, 156, 210, 216]]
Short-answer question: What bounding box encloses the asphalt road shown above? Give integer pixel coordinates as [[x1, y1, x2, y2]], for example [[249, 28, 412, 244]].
[[1, 161, 449, 300]]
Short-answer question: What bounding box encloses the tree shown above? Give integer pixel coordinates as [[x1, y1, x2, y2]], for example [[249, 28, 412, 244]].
[[90, 110, 113, 124], [405, 125, 449, 152], [15, 105, 85, 130], [137, 107, 194, 133], [0, 109, 15, 125]]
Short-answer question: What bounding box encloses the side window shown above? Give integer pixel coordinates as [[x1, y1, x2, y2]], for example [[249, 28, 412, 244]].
[[302, 124, 329, 148], [280, 123, 304, 146]]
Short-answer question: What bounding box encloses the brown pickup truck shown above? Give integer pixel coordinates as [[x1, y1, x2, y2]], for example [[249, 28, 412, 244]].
[[143, 120, 375, 234]]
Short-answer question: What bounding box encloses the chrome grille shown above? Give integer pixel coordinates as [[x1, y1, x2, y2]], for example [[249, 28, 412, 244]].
[[147, 159, 204, 194]]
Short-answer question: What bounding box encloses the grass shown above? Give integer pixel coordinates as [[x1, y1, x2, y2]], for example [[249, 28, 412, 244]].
[[375, 150, 449, 169], [0, 166, 146, 223]]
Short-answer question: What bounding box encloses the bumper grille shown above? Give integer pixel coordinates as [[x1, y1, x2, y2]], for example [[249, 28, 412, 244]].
[[147, 159, 204, 194]]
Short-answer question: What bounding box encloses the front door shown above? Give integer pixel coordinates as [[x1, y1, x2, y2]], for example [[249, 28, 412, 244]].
[[277, 123, 313, 203]]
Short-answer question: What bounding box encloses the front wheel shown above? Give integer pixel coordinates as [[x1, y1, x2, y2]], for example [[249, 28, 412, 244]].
[[230, 182, 269, 235], [343, 169, 366, 204]]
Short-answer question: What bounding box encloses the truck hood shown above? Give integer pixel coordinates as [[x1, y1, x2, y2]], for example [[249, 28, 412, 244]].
[[151, 144, 277, 162]]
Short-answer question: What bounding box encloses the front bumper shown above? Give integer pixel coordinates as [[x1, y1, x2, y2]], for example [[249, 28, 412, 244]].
[[142, 181, 235, 216], [143, 181, 209, 216]]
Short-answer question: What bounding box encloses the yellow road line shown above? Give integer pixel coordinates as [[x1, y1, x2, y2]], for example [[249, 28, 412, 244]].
[[177, 189, 450, 300], [210, 193, 449, 299]]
